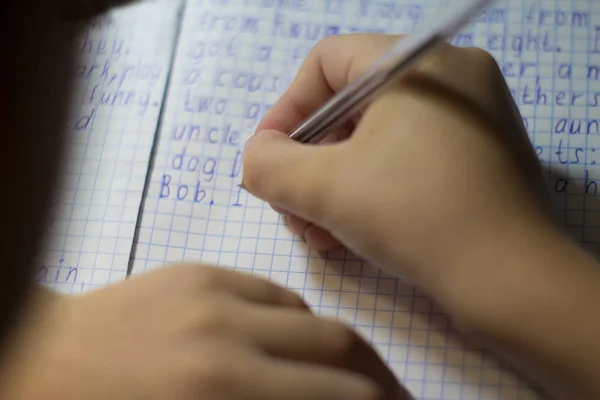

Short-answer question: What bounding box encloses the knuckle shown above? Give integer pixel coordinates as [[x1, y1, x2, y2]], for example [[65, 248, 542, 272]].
[[190, 266, 223, 290], [163, 263, 219, 288], [275, 287, 311, 311], [464, 46, 502, 74], [464, 45, 495, 63], [262, 281, 310, 310], [310, 34, 339, 57], [417, 41, 456, 68], [287, 290, 310, 309], [422, 43, 501, 79]]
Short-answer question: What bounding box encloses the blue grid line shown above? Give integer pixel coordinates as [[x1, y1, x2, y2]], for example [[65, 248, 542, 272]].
[[39, 1, 181, 293], [229, 1, 261, 277], [54, 17, 107, 293], [128, 1, 600, 399]]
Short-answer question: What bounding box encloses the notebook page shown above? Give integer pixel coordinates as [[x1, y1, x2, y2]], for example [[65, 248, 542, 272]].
[[37, 0, 183, 294], [131, 0, 599, 399]]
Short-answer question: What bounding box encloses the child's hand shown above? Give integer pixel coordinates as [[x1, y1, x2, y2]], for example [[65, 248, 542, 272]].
[[242, 33, 557, 313], [243, 34, 600, 400], [0, 266, 409, 400]]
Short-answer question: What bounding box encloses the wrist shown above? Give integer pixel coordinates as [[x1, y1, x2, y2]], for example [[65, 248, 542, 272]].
[[436, 221, 600, 399], [436, 218, 571, 331]]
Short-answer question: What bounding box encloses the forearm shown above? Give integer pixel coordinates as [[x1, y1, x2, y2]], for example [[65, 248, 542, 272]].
[[441, 224, 600, 400]]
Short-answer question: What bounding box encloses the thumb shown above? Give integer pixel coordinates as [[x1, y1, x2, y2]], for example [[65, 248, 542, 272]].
[[242, 129, 339, 223]]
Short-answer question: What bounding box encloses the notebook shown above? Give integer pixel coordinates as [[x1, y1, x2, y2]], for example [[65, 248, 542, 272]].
[[37, 0, 600, 399]]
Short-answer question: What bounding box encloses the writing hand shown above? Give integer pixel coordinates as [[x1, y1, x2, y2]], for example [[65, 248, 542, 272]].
[[242, 33, 555, 308], [242, 33, 600, 400]]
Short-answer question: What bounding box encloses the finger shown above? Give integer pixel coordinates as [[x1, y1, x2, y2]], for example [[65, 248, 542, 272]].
[[256, 34, 401, 134], [412, 46, 544, 191], [285, 213, 310, 235], [243, 35, 403, 221], [231, 306, 353, 362], [270, 204, 287, 215], [217, 303, 403, 399], [160, 264, 310, 309], [190, 339, 398, 400], [286, 214, 341, 251], [246, 359, 388, 400], [409, 45, 515, 130], [305, 225, 342, 252], [242, 129, 342, 224], [189, 338, 411, 400]]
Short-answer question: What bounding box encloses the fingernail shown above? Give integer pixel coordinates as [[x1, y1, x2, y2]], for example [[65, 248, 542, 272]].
[[244, 130, 265, 151], [243, 135, 254, 153]]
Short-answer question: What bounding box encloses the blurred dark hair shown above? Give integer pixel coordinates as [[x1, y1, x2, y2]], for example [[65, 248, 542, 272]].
[[0, 0, 134, 354]]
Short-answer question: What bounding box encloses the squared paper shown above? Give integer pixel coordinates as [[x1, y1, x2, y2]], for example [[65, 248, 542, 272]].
[[38, 0, 182, 293], [130, 1, 600, 398], [43, 0, 600, 398]]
